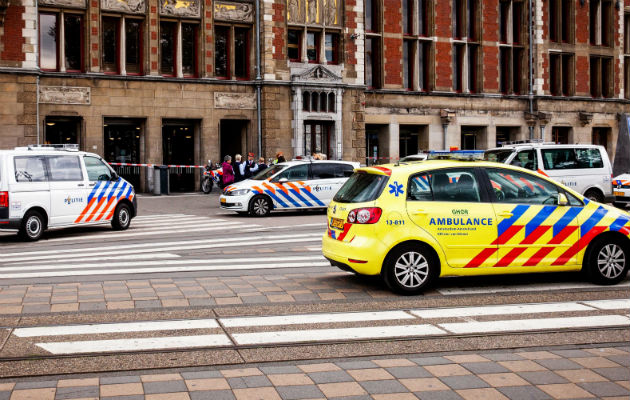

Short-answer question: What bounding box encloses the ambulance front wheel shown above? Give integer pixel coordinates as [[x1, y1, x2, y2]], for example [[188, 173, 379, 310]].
[[19, 210, 45, 241], [382, 243, 438, 295], [112, 203, 131, 230]]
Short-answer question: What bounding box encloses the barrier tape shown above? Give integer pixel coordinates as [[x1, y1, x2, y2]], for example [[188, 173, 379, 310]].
[[108, 162, 207, 169]]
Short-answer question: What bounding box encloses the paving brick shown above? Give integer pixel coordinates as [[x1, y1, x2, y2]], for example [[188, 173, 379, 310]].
[[99, 376, 141, 385], [143, 380, 188, 394], [259, 366, 302, 375], [372, 394, 418, 400], [496, 385, 551, 400], [386, 366, 433, 379], [298, 363, 341, 373], [593, 367, 630, 381], [317, 382, 367, 397], [550, 349, 595, 358], [498, 360, 548, 372], [424, 364, 471, 377], [100, 383, 144, 397], [400, 378, 450, 392], [232, 387, 281, 400], [268, 374, 313, 386], [9, 388, 56, 400], [307, 370, 354, 384], [576, 381, 629, 397], [445, 355, 489, 364], [415, 390, 464, 400], [180, 371, 223, 380], [54, 385, 99, 399], [555, 369, 607, 383], [440, 375, 489, 390], [536, 358, 585, 371], [516, 351, 561, 360], [373, 359, 416, 368], [227, 378, 247, 389], [538, 383, 596, 399], [359, 379, 409, 394], [455, 387, 508, 400], [141, 374, 183, 383], [479, 353, 525, 362], [478, 373, 529, 387], [410, 357, 452, 366], [571, 357, 620, 368], [222, 368, 263, 378], [14, 381, 58, 389], [185, 378, 230, 391], [144, 393, 190, 400], [335, 361, 379, 370], [275, 384, 325, 399], [460, 362, 509, 374], [190, 390, 235, 400], [517, 371, 569, 385], [347, 368, 394, 381]]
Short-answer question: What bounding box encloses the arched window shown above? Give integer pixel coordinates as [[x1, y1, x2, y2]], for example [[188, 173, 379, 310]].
[[302, 91, 310, 111], [320, 92, 327, 111], [328, 93, 335, 112]]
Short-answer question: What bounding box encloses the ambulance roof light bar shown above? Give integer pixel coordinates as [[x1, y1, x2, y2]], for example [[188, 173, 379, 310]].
[[23, 144, 79, 151], [427, 150, 485, 161]]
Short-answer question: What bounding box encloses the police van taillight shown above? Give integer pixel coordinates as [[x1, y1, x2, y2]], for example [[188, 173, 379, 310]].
[[347, 207, 382, 224], [0, 192, 8, 208]]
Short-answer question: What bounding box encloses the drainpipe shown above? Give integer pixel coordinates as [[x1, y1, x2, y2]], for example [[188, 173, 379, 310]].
[[527, 0, 534, 140], [36, 0, 40, 145], [255, 0, 262, 157]]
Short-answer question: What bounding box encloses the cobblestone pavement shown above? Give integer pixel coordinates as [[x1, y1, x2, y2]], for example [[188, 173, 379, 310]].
[[2, 345, 628, 400]]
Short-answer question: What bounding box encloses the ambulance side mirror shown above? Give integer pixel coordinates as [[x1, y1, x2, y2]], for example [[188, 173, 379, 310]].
[[557, 193, 568, 206]]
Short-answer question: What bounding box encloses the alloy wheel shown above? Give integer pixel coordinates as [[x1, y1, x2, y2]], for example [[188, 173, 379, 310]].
[[394, 251, 429, 289], [597, 244, 626, 279]]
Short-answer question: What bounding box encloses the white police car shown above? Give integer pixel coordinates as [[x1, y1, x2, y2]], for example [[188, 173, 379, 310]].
[[220, 160, 359, 216], [613, 173, 630, 209], [0, 145, 137, 240]]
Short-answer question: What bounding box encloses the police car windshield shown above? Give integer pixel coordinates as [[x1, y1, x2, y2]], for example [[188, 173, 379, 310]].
[[251, 165, 287, 180], [333, 172, 389, 203], [484, 150, 514, 163]]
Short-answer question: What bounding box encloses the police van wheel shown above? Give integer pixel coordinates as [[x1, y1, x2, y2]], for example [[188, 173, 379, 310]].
[[383, 243, 437, 295], [584, 189, 604, 203], [585, 237, 629, 285], [19, 211, 45, 241], [249, 196, 271, 217], [112, 203, 131, 230]]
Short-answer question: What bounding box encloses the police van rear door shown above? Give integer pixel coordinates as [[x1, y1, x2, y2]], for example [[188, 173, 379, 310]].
[[46, 155, 87, 226]]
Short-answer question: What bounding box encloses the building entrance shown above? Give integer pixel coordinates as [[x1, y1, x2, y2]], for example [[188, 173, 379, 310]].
[[163, 120, 196, 192], [304, 121, 332, 159], [45, 117, 81, 146], [220, 120, 248, 160], [104, 119, 143, 189]]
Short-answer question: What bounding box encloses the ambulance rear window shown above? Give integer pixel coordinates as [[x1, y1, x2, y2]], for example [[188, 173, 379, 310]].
[[333, 172, 388, 203]]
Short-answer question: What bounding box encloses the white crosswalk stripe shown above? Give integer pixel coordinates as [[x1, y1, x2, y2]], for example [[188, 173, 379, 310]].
[[13, 300, 629, 355]]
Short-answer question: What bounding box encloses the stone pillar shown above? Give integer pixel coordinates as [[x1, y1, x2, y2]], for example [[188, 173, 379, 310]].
[[388, 121, 399, 161]]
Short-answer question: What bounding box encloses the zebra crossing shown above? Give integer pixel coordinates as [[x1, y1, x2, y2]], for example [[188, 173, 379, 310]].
[[6, 299, 629, 355], [0, 214, 329, 280]]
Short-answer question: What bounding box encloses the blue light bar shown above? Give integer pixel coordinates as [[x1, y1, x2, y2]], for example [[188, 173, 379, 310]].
[[427, 150, 485, 160]]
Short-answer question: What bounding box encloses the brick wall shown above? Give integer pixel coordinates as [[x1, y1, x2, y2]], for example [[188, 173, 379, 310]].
[[482, 0, 499, 92], [434, 0, 452, 91], [383, 0, 401, 87], [0, 5, 25, 65]]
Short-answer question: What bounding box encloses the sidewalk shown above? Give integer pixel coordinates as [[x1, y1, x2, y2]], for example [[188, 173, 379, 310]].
[[2, 345, 628, 400]]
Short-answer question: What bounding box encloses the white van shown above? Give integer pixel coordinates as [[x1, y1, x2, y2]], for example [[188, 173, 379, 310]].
[[0, 145, 137, 241], [220, 160, 359, 216], [484, 143, 613, 203]]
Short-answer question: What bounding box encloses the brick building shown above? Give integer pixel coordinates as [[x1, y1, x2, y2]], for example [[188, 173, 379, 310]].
[[0, 0, 629, 192]]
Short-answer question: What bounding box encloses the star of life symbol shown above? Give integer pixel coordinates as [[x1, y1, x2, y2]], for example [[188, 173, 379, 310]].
[[389, 181, 404, 197]]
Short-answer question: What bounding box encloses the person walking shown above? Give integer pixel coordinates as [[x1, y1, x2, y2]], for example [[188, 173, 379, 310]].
[[221, 155, 234, 188], [240, 152, 259, 180], [257, 157, 268, 172], [233, 154, 243, 182]]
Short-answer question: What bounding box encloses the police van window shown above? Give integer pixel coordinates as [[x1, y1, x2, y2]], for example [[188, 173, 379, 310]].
[[334, 172, 389, 203], [487, 169, 560, 205], [14, 157, 47, 182], [84, 156, 113, 181], [335, 163, 355, 177], [542, 148, 604, 170], [273, 164, 308, 181], [47, 156, 83, 181], [510, 150, 537, 170], [430, 169, 481, 203], [408, 173, 432, 201], [311, 163, 336, 179]]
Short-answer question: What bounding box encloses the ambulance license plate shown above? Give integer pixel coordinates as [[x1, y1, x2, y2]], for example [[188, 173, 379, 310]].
[[220, 198, 226, 204], [614, 191, 625, 197], [330, 217, 344, 229]]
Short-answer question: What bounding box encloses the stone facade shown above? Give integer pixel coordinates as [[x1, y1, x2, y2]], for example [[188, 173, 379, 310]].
[[0, 0, 628, 192]]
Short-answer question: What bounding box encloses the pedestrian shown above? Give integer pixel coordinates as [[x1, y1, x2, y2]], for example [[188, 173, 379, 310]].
[[240, 152, 259, 180], [233, 154, 243, 182], [274, 151, 286, 164], [257, 157, 268, 172], [312, 153, 322, 160], [221, 155, 234, 188]]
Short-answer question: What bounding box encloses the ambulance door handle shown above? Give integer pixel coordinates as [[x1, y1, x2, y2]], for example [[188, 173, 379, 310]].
[[498, 212, 513, 218], [412, 210, 428, 216]]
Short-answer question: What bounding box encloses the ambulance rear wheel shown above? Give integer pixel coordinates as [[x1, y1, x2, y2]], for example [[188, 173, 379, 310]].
[[19, 211, 45, 241], [585, 236, 629, 285], [249, 195, 271, 217], [382, 243, 438, 295], [112, 203, 131, 230]]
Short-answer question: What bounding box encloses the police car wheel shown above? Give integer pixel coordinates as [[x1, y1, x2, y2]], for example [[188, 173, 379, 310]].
[[19, 211, 44, 241], [249, 195, 271, 217], [585, 237, 629, 285], [383, 244, 437, 295], [112, 203, 131, 230]]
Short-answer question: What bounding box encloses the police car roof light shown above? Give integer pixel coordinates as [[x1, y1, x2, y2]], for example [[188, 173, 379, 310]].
[[427, 150, 485, 161], [23, 144, 79, 151]]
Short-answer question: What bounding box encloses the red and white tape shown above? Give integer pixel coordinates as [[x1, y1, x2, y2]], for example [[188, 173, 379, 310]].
[[108, 162, 207, 169]]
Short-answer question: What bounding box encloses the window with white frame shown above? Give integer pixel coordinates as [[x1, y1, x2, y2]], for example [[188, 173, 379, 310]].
[[39, 10, 84, 72]]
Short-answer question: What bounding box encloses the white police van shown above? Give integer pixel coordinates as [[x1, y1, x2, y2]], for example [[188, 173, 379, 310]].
[[485, 142, 613, 203], [220, 160, 359, 216], [0, 145, 137, 241]]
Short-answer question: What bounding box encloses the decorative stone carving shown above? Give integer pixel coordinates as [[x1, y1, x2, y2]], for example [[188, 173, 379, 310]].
[[307, 0, 317, 23], [160, 0, 200, 18], [287, 0, 304, 23], [39, 86, 91, 105], [214, 1, 253, 23], [292, 65, 341, 83], [214, 92, 256, 109], [39, 0, 86, 8], [324, 0, 337, 25], [101, 0, 146, 14]]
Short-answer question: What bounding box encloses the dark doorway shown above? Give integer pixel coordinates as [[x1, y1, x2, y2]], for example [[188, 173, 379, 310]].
[[399, 125, 427, 157], [163, 120, 197, 192], [104, 119, 143, 189], [220, 120, 247, 160], [366, 125, 380, 165], [45, 117, 81, 146], [592, 127, 610, 152], [461, 126, 487, 150], [304, 121, 333, 159], [496, 126, 520, 146]]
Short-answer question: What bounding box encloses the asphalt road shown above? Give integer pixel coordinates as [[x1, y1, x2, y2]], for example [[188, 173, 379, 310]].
[[0, 192, 628, 387]]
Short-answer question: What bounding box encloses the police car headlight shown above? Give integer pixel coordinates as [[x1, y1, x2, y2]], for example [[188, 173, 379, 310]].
[[229, 189, 251, 196]]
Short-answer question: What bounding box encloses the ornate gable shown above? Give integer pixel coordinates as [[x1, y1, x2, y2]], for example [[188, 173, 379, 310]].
[[291, 65, 341, 83]]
